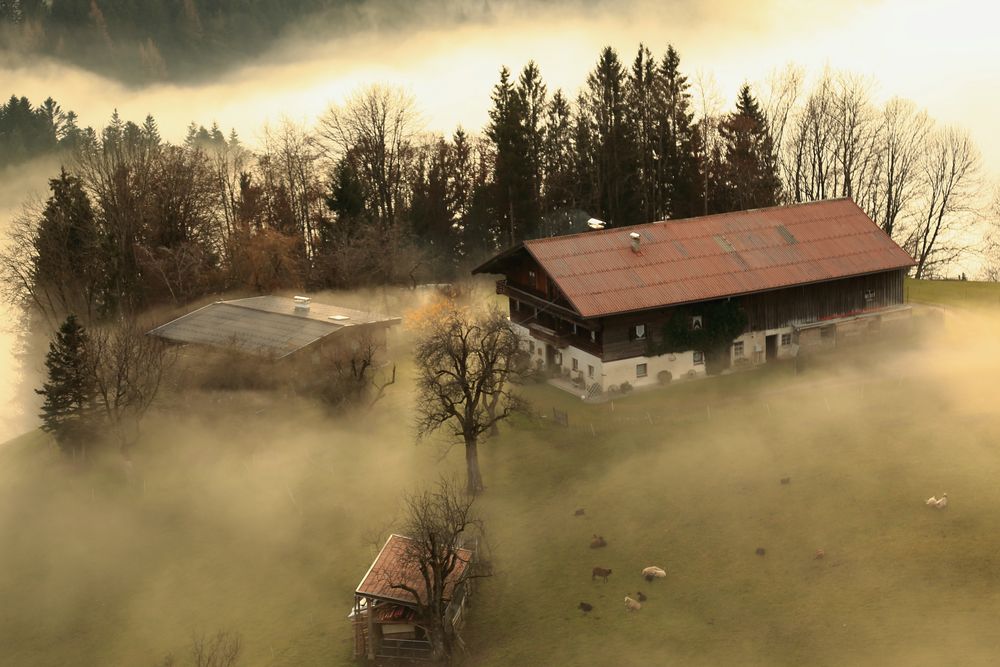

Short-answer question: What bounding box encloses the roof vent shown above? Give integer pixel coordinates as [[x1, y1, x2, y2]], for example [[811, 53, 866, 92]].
[[629, 232, 641, 253], [293, 295, 311, 312], [587, 218, 607, 230]]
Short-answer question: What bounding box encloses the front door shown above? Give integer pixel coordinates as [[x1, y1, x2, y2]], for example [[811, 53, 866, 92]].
[[765, 334, 778, 361]]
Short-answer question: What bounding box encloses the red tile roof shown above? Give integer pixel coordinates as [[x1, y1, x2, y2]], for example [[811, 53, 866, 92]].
[[355, 534, 473, 606], [481, 199, 914, 319]]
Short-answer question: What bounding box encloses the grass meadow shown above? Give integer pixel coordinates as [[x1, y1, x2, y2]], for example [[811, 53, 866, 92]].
[[2, 280, 1000, 665]]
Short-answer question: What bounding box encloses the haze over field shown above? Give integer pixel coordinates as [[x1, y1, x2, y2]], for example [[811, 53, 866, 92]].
[[3, 0, 999, 175]]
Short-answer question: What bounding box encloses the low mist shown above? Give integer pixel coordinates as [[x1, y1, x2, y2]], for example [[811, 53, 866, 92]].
[[2, 296, 1000, 664]]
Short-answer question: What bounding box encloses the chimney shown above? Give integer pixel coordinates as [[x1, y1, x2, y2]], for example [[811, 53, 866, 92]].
[[293, 295, 311, 313], [629, 232, 641, 253]]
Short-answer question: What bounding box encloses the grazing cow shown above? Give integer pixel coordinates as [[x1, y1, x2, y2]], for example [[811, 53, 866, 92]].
[[578, 602, 593, 613], [636, 591, 647, 602], [574, 508, 586, 516], [590, 534, 607, 548], [641, 566, 666, 579], [814, 549, 825, 560], [624, 596, 642, 612], [592, 567, 612, 583], [755, 547, 766, 556]]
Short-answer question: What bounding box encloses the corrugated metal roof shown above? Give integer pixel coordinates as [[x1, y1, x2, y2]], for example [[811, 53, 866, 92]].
[[355, 534, 473, 606], [509, 199, 914, 318], [147, 296, 401, 358]]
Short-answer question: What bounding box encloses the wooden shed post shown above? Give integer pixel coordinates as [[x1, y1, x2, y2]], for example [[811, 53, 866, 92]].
[[365, 595, 376, 660]]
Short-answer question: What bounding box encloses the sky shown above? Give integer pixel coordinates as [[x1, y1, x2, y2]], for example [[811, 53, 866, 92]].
[[2, 0, 999, 176]]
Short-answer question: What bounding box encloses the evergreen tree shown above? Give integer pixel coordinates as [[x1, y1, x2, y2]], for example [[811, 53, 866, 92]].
[[581, 47, 640, 226], [33, 169, 104, 319], [487, 66, 537, 245], [656, 45, 701, 219], [36, 314, 96, 457], [717, 84, 782, 212]]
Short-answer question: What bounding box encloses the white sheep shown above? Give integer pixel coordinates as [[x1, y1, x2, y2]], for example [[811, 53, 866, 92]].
[[642, 566, 666, 580], [926, 493, 948, 509], [624, 596, 642, 611]]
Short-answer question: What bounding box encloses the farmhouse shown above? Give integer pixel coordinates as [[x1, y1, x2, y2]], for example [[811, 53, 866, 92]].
[[473, 198, 915, 394], [349, 534, 474, 662], [147, 295, 401, 361]]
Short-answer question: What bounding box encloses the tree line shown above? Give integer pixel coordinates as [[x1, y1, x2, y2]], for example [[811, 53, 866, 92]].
[[2, 44, 988, 333], [0, 94, 91, 168]]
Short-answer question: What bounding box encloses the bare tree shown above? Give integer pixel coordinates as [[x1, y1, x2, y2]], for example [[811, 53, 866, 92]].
[[156, 631, 242, 667], [909, 127, 981, 278], [390, 477, 490, 662], [317, 84, 420, 230], [981, 186, 1000, 281], [872, 98, 931, 240], [310, 333, 396, 409], [88, 318, 174, 457], [414, 307, 521, 495]]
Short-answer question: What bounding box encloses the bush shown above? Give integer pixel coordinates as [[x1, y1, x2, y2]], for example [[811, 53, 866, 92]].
[[657, 370, 672, 385], [619, 381, 633, 394]]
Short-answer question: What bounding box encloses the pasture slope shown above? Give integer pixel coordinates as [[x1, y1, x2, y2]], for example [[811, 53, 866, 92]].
[[1, 279, 1000, 665]]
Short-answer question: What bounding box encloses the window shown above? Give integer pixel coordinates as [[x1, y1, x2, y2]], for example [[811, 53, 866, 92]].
[[630, 324, 647, 341], [572, 323, 578, 335], [528, 269, 536, 281], [733, 341, 745, 358], [691, 315, 703, 330], [781, 333, 791, 346], [864, 288, 875, 304], [529, 340, 535, 354], [513, 299, 520, 312], [588, 365, 594, 378], [554, 352, 562, 365], [590, 330, 597, 343], [693, 351, 704, 365], [572, 358, 579, 371], [636, 363, 648, 378]]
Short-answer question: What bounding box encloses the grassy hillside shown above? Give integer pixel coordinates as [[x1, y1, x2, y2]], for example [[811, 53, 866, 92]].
[[2, 285, 1000, 664], [906, 277, 1000, 309]]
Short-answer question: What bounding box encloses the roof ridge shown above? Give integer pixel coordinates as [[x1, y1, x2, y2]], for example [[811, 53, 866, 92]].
[[524, 198, 859, 246]]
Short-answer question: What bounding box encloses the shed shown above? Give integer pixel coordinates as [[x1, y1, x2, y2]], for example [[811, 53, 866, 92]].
[[350, 534, 475, 662]]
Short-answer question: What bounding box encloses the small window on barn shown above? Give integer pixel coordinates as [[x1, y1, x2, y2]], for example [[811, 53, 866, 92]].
[[588, 365, 594, 378], [572, 323, 578, 335], [864, 288, 875, 304], [733, 341, 745, 358], [693, 351, 704, 365], [528, 269, 536, 281], [513, 299, 520, 312], [590, 330, 597, 343], [636, 363, 648, 378], [691, 315, 703, 330], [781, 333, 792, 346], [631, 324, 647, 341], [572, 358, 579, 371], [529, 340, 535, 354], [554, 352, 562, 365]]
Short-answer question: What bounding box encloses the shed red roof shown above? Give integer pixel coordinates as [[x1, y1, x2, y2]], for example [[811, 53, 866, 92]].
[[355, 534, 473, 606], [477, 199, 914, 318]]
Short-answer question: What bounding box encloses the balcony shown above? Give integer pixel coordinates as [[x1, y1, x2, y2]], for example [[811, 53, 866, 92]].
[[495, 279, 582, 321]]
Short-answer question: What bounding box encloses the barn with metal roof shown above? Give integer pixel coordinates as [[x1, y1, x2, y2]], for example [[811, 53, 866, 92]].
[[474, 199, 915, 394], [148, 295, 401, 360]]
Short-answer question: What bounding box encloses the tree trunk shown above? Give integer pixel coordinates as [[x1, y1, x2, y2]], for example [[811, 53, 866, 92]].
[[465, 437, 484, 495]]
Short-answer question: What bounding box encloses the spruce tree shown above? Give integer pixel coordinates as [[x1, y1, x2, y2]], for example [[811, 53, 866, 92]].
[[36, 315, 96, 457], [718, 84, 782, 212]]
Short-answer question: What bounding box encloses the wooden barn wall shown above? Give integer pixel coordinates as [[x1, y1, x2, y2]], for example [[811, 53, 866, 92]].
[[737, 269, 906, 331], [599, 269, 906, 362]]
